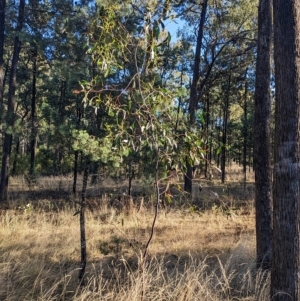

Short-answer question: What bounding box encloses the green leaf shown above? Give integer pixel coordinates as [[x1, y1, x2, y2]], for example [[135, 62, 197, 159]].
[[108, 107, 114, 117], [216, 145, 223, 155], [167, 32, 171, 43], [154, 26, 160, 40]]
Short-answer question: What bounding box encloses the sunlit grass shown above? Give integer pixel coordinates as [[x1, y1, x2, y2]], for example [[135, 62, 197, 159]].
[[0, 185, 269, 301], [0, 166, 265, 300]]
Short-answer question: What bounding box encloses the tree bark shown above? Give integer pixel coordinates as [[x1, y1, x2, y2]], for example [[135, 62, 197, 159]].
[[73, 150, 79, 195], [243, 79, 248, 189], [204, 94, 210, 179], [184, 0, 208, 193], [0, 0, 5, 106], [271, 0, 300, 299], [12, 138, 20, 176], [253, 0, 272, 270], [29, 47, 37, 176], [216, 106, 222, 167], [90, 162, 99, 185], [0, 0, 25, 208], [221, 71, 231, 184], [78, 160, 90, 286], [73, 97, 82, 196]]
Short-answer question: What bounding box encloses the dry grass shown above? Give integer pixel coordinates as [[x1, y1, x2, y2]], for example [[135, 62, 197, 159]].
[[0, 184, 270, 301], [224, 164, 255, 184], [0, 168, 269, 301]]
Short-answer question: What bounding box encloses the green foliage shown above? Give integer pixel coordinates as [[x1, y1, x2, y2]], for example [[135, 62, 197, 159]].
[[0, 0, 259, 183], [75, 2, 206, 177], [11, 153, 30, 176], [72, 130, 124, 166], [35, 147, 74, 175]]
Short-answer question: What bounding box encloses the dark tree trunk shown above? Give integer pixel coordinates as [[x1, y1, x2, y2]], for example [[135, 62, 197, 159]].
[[73, 151, 79, 196], [0, 0, 25, 208], [216, 116, 221, 167], [221, 71, 231, 184], [29, 47, 37, 176], [271, 0, 300, 299], [174, 70, 183, 133], [73, 98, 82, 196], [254, 0, 272, 270], [11, 138, 20, 176], [0, 0, 5, 106], [127, 162, 135, 196], [209, 120, 213, 166], [78, 160, 90, 286], [184, 0, 208, 193], [204, 94, 210, 179], [58, 80, 66, 116], [90, 162, 99, 185], [243, 79, 248, 188]]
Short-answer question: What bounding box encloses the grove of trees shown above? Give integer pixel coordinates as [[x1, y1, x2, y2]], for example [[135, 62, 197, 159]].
[[1, 0, 300, 298], [0, 0, 258, 199]]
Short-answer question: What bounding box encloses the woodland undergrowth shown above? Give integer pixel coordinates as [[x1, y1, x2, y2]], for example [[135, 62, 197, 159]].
[[0, 172, 269, 301]]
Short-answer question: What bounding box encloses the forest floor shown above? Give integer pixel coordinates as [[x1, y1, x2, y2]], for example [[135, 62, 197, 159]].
[[0, 166, 270, 300]]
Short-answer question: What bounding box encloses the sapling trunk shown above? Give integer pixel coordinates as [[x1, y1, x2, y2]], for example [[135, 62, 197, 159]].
[[78, 160, 89, 286], [141, 157, 160, 301]]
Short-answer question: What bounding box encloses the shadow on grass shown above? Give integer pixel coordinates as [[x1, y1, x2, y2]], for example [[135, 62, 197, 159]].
[[0, 238, 261, 301]]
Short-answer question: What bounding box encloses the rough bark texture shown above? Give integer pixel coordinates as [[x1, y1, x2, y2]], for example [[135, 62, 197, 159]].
[[0, 0, 25, 208], [0, 0, 5, 104], [184, 0, 208, 193], [254, 0, 272, 270], [271, 0, 300, 299]]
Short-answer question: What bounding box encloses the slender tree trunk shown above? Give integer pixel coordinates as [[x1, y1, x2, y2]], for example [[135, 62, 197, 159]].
[[271, 0, 300, 299], [0, 0, 5, 107], [217, 107, 222, 168], [243, 79, 248, 188], [58, 80, 66, 116], [29, 47, 37, 176], [73, 98, 82, 196], [90, 162, 99, 185], [209, 120, 213, 169], [78, 160, 90, 286], [221, 71, 231, 184], [174, 70, 183, 133], [73, 151, 79, 195], [89, 117, 101, 186], [205, 94, 210, 179], [127, 162, 135, 196], [0, 0, 25, 208], [11, 138, 20, 176], [184, 0, 208, 193], [254, 0, 272, 270]]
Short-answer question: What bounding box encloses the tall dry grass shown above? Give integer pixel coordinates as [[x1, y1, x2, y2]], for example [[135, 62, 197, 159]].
[[0, 187, 269, 301]]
